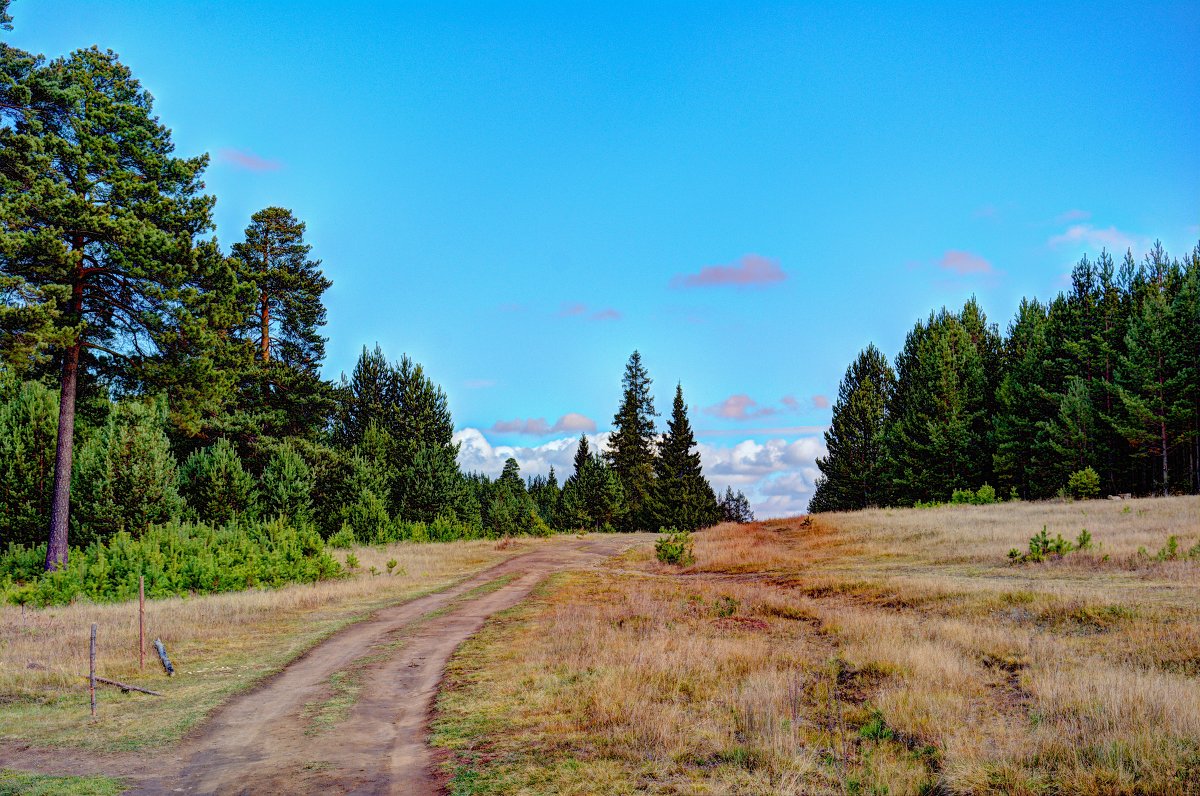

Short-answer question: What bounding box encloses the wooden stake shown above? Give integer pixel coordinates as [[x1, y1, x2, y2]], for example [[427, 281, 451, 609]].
[[89, 623, 97, 719], [138, 575, 145, 672]]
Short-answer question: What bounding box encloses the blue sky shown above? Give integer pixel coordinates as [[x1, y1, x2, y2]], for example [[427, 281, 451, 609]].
[[10, 1, 1199, 514]]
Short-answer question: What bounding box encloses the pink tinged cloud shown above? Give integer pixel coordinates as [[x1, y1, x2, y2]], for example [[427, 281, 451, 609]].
[[703, 394, 777, 421], [939, 250, 993, 275], [551, 413, 597, 433], [219, 148, 282, 172], [780, 395, 802, 411], [672, 254, 787, 288], [558, 302, 587, 317], [491, 418, 551, 435], [811, 394, 830, 409], [589, 308, 622, 321], [490, 413, 597, 436]]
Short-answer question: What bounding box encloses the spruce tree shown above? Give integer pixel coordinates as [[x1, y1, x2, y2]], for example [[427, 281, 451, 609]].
[[812, 344, 895, 511], [0, 47, 233, 568], [654, 383, 718, 530], [606, 351, 657, 530]]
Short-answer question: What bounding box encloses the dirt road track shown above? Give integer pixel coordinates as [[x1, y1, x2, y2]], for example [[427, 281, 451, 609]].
[[0, 535, 647, 795]]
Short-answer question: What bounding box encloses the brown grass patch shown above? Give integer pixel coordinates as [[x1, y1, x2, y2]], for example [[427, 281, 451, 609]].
[[433, 496, 1200, 794]]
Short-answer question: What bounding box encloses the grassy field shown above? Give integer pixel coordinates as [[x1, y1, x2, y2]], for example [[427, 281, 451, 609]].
[[0, 535, 546, 752], [432, 496, 1200, 795]]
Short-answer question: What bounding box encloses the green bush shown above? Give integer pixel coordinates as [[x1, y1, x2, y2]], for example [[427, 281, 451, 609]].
[[1008, 526, 1095, 564], [1066, 467, 1101, 500], [0, 517, 341, 607], [655, 528, 695, 566], [327, 524, 357, 549], [950, 484, 998, 505]]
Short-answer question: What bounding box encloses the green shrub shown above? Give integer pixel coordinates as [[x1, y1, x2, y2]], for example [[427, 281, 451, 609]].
[[655, 528, 695, 566], [0, 517, 340, 607], [327, 524, 356, 549], [713, 595, 739, 618], [1066, 467, 1101, 500], [950, 488, 974, 505], [1008, 526, 1095, 564], [974, 484, 997, 504], [950, 484, 998, 505], [1156, 535, 1180, 562]]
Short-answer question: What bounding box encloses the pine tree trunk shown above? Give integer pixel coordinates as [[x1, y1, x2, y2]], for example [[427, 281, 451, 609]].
[[1160, 419, 1169, 497], [260, 292, 270, 363], [46, 339, 79, 571], [46, 260, 84, 572]]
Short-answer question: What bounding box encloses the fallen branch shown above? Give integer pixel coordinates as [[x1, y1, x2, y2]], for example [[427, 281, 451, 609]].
[[78, 674, 163, 696]]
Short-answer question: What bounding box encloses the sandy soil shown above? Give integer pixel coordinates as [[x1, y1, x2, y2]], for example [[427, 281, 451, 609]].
[[0, 534, 647, 795]]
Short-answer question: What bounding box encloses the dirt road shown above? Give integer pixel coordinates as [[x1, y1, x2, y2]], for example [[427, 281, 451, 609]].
[[1, 534, 647, 795]]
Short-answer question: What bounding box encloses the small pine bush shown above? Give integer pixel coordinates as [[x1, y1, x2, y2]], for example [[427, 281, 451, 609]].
[[328, 524, 357, 549], [1008, 526, 1095, 564], [1066, 467, 1101, 500], [655, 528, 695, 566]]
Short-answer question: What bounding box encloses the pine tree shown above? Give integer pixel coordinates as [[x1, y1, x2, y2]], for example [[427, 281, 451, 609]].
[[0, 377, 58, 546], [1046, 377, 1097, 477], [179, 438, 260, 525], [1112, 244, 1179, 496], [231, 207, 330, 368], [884, 308, 990, 503], [718, 487, 754, 523], [811, 344, 895, 511], [224, 207, 334, 441], [261, 442, 315, 525], [0, 47, 233, 568], [993, 299, 1062, 498], [606, 351, 657, 530], [72, 398, 184, 546], [654, 383, 718, 530], [1171, 243, 1200, 493]]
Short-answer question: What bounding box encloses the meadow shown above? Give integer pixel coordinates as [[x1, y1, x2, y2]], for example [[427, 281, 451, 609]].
[[432, 496, 1200, 795]]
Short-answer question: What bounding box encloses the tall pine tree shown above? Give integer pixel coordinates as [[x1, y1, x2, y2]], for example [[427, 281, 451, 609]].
[[0, 47, 232, 568], [654, 383, 718, 530], [810, 344, 895, 511], [606, 351, 657, 530], [227, 207, 334, 441]]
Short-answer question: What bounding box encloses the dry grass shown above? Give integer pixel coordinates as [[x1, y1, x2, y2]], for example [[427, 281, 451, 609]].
[[432, 496, 1200, 795], [0, 536, 551, 751]]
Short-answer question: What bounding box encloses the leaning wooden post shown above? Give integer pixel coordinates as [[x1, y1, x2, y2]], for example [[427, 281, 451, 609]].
[[89, 623, 97, 719], [138, 575, 145, 672]]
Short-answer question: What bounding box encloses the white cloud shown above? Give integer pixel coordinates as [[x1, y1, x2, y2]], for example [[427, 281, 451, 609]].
[[453, 427, 826, 517], [1048, 224, 1138, 251]]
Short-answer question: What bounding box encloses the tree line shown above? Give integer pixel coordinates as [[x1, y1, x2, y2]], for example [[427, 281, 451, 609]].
[[0, 7, 747, 571], [810, 242, 1200, 511]]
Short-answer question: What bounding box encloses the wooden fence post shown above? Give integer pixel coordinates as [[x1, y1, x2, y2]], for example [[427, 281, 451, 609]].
[[89, 623, 97, 719], [139, 575, 145, 671]]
